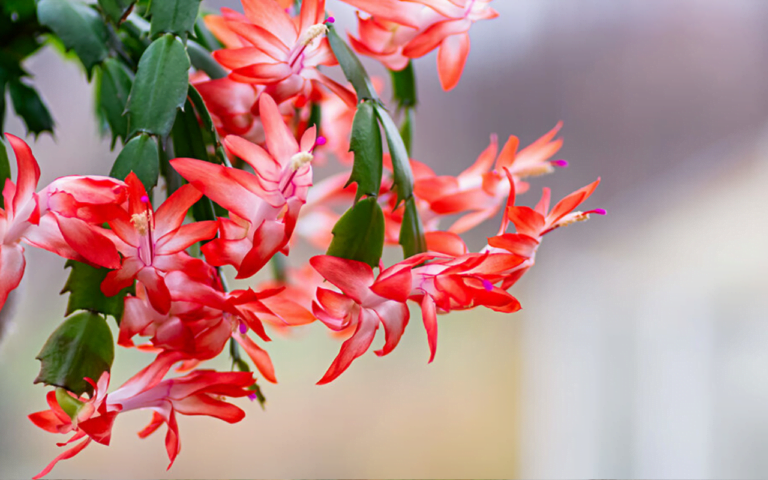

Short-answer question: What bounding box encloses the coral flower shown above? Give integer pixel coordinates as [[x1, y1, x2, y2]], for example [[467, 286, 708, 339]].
[[209, 0, 356, 106], [343, 0, 498, 90]]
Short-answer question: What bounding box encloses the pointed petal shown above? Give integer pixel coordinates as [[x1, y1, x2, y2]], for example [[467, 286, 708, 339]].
[[5, 134, 41, 215], [55, 215, 121, 269], [309, 255, 374, 303], [155, 221, 217, 255], [241, 0, 298, 46], [137, 267, 172, 314], [154, 184, 203, 238], [436, 31, 470, 90], [171, 158, 258, 220], [420, 294, 438, 363], [403, 19, 471, 59], [233, 333, 277, 383], [317, 308, 378, 385], [259, 93, 299, 165], [0, 244, 25, 312], [372, 301, 409, 357], [32, 438, 92, 480]]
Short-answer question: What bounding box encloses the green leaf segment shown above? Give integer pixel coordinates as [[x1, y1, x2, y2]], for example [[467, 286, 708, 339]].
[[326, 24, 426, 266], [35, 312, 115, 396]]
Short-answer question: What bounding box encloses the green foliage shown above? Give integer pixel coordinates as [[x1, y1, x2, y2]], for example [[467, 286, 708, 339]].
[[346, 100, 383, 202], [37, 0, 109, 78], [0, 140, 9, 209], [187, 85, 217, 148], [187, 40, 227, 80], [400, 107, 414, 157], [150, 0, 202, 39], [98, 0, 135, 24], [172, 96, 208, 161], [110, 133, 159, 190], [327, 24, 377, 101], [399, 197, 427, 259], [61, 260, 134, 324], [35, 312, 115, 396], [126, 34, 190, 137], [97, 58, 133, 146], [390, 62, 417, 108], [327, 197, 386, 268], [375, 104, 413, 206], [8, 78, 54, 136]]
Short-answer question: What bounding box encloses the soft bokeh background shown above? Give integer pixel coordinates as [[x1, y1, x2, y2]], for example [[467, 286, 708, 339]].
[[2, 0, 768, 477]]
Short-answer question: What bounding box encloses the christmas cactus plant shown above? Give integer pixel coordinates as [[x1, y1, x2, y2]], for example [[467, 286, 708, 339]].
[[0, 0, 604, 477]]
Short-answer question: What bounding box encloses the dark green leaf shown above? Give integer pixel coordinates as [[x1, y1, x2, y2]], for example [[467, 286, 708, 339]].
[[8, 78, 54, 136], [61, 260, 134, 324], [98, 0, 135, 24], [172, 97, 208, 161], [399, 197, 427, 258], [150, 0, 201, 39], [327, 24, 377, 101], [2, 0, 37, 19], [0, 139, 10, 210], [110, 133, 159, 190], [35, 312, 115, 396], [307, 102, 321, 130], [346, 100, 382, 202], [375, 104, 413, 205], [126, 34, 190, 137], [97, 58, 133, 145], [390, 61, 417, 108], [187, 39, 227, 80], [326, 197, 385, 268], [37, 0, 109, 77], [188, 85, 217, 147]]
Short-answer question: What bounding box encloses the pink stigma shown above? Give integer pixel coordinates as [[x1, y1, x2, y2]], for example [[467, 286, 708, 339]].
[[316, 136, 327, 146], [552, 159, 569, 168], [248, 393, 257, 401], [593, 208, 607, 215], [140, 195, 149, 203], [326, 16, 335, 24], [482, 279, 494, 291], [239, 322, 248, 334]]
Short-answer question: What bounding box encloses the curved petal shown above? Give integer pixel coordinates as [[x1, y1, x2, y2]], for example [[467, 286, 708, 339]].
[[32, 437, 91, 480], [436, 32, 470, 90], [5, 134, 41, 215], [425, 231, 468, 256], [223, 135, 280, 182], [241, 0, 297, 46], [372, 301, 409, 357], [0, 244, 25, 312], [403, 19, 470, 58], [171, 158, 258, 220], [420, 294, 438, 363], [137, 267, 172, 314], [317, 308, 378, 385], [101, 257, 143, 297], [155, 221, 217, 255], [259, 93, 299, 165], [154, 184, 203, 239], [55, 214, 121, 269], [233, 333, 277, 383], [309, 255, 374, 303]]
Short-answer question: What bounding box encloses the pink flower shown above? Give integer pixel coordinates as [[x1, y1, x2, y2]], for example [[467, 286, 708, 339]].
[[29, 354, 255, 478], [1, 135, 127, 312], [99, 173, 217, 314], [172, 93, 318, 279]]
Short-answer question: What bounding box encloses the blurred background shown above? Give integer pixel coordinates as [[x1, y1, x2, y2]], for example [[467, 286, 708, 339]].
[[2, 0, 768, 477]]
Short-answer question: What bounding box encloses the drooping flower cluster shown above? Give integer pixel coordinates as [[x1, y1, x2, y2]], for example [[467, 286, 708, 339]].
[[2, 0, 605, 477]]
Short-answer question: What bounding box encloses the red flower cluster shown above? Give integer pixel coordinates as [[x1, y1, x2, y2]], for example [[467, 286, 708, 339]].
[[2, 0, 605, 476]]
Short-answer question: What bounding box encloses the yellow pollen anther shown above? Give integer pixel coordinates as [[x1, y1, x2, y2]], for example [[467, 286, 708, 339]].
[[290, 152, 313, 171], [521, 163, 555, 178], [130, 212, 149, 235], [558, 212, 590, 228], [301, 24, 328, 46]]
